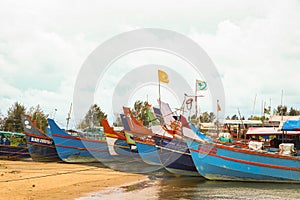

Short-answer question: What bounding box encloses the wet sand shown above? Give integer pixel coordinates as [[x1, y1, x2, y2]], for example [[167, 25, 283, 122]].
[[77, 179, 160, 200], [0, 160, 148, 200]]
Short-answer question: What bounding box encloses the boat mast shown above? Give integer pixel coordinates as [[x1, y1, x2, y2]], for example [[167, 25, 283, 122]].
[[280, 90, 284, 143], [66, 103, 72, 130], [238, 108, 245, 141]]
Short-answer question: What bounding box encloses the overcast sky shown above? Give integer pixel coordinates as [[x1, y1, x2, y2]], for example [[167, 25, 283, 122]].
[[0, 0, 300, 126]]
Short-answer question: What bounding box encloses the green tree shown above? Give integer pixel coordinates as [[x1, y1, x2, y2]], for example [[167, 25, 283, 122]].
[[28, 105, 49, 133], [4, 102, 26, 132], [231, 114, 239, 120], [275, 105, 287, 116], [78, 104, 107, 129], [199, 112, 216, 123], [288, 107, 300, 116], [131, 100, 151, 126], [248, 115, 267, 121], [0, 117, 5, 130]]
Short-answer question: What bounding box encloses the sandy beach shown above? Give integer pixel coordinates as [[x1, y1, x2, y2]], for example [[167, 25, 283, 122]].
[[0, 160, 148, 200]]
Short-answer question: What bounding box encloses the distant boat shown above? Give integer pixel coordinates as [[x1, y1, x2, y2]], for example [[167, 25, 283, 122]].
[[182, 115, 300, 183], [0, 130, 30, 159], [122, 106, 161, 166], [47, 118, 111, 163], [21, 115, 61, 162]]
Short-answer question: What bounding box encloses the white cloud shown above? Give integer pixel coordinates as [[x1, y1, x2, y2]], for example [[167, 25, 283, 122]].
[[1, 0, 300, 125], [189, 0, 300, 117]]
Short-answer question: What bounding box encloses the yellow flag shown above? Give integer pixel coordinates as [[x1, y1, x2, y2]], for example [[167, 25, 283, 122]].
[[158, 70, 169, 83]]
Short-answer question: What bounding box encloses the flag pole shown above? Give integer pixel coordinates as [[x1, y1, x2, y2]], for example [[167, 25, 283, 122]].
[[195, 80, 198, 119], [158, 69, 169, 111], [252, 94, 257, 117], [158, 75, 161, 111], [217, 99, 219, 134]]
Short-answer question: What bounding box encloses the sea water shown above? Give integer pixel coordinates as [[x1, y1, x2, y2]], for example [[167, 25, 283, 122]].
[[78, 172, 300, 200]]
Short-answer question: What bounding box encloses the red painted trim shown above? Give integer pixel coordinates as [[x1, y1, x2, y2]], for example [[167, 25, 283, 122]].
[[190, 148, 300, 172], [216, 144, 300, 161], [187, 138, 300, 161], [0, 144, 28, 150], [213, 153, 300, 172], [55, 144, 109, 153], [24, 133, 53, 141], [134, 137, 155, 145], [52, 134, 106, 143], [154, 134, 174, 140], [0, 150, 29, 155]]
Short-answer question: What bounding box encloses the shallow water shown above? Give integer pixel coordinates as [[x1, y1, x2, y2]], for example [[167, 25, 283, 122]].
[[78, 172, 300, 200]]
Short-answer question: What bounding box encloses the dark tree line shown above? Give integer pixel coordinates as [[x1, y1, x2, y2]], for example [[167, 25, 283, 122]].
[[274, 106, 300, 116], [0, 102, 48, 133]]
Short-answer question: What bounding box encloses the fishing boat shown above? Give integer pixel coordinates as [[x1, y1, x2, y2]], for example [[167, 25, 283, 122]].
[[152, 101, 200, 176], [122, 106, 161, 166], [102, 118, 156, 173], [102, 118, 139, 158], [47, 118, 111, 163], [21, 115, 61, 162], [182, 115, 300, 183], [0, 130, 30, 159]]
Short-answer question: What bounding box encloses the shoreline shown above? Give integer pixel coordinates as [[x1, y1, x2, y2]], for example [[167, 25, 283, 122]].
[[0, 160, 148, 200], [77, 178, 160, 200]]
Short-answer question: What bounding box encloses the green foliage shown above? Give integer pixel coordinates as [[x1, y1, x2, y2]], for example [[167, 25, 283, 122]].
[[3, 102, 26, 132], [0, 103, 48, 133], [273, 105, 300, 116], [275, 105, 288, 116], [288, 107, 300, 116], [131, 101, 151, 126], [230, 114, 239, 120], [248, 115, 267, 121], [199, 112, 216, 123], [78, 104, 107, 129], [28, 105, 49, 133], [0, 117, 5, 130]]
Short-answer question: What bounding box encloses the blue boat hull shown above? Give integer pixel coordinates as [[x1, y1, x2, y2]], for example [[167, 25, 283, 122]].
[[135, 141, 161, 165], [105, 136, 142, 159], [186, 139, 300, 183], [154, 136, 199, 176], [48, 119, 111, 163], [104, 136, 160, 173], [114, 139, 138, 156]]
